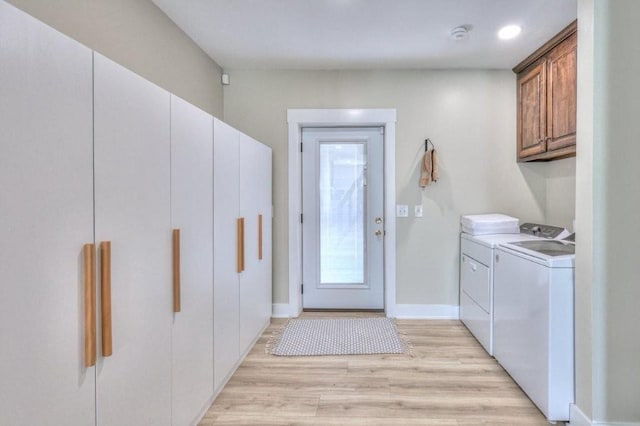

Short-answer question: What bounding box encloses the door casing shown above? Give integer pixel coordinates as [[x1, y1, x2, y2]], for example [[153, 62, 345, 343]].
[[287, 109, 397, 317]]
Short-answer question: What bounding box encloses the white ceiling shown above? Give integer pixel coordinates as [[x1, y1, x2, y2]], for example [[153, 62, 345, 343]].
[[151, 0, 577, 70]]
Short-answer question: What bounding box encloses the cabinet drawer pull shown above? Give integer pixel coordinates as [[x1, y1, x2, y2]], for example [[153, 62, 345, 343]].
[[100, 241, 113, 357], [84, 243, 96, 367], [172, 229, 181, 313]]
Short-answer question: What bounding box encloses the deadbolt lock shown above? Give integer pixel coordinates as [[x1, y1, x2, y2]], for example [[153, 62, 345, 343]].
[[375, 217, 382, 224]]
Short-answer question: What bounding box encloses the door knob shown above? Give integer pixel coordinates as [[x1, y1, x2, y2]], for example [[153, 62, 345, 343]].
[[375, 229, 383, 237]]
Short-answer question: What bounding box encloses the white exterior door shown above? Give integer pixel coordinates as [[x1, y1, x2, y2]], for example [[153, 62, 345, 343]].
[[302, 127, 384, 309], [94, 53, 172, 426], [0, 3, 95, 424]]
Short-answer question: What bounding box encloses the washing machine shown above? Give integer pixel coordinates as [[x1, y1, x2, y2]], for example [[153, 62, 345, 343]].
[[459, 223, 569, 355], [493, 237, 575, 422]]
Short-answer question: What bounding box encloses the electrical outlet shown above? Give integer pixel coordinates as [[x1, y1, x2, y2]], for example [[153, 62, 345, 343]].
[[396, 204, 409, 217], [414, 205, 423, 217]]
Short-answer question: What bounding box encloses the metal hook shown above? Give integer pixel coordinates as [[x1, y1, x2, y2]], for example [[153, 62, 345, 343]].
[[425, 138, 434, 152]]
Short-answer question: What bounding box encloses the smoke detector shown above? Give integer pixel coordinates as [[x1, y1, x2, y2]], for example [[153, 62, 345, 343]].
[[450, 26, 470, 41]]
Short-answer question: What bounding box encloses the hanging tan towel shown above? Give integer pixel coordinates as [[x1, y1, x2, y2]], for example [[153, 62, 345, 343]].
[[431, 149, 439, 182], [419, 151, 433, 187]]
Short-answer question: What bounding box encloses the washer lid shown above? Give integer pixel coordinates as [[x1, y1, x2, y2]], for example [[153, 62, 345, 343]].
[[509, 240, 575, 256], [499, 240, 575, 267]]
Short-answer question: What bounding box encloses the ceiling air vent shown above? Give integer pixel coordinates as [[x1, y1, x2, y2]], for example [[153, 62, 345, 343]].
[[450, 26, 470, 41]]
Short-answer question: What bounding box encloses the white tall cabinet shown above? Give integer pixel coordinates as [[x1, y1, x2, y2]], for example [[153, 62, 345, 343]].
[[213, 119, 273, 392], [0, 3, 95, 425], [213, 119, 242, 391], [93, 53, 173, 426], [239, 134, 273, 353], [170, 95, 215, 425], [1, 3, 272, 425]]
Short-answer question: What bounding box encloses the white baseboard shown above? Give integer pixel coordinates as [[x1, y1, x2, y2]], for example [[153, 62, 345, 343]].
[[594, 423, 640, 426], [393, 304, 459, 319], [273, 303, 458, 319], [570, 404, 640, 426], [571, 404, 592, 426], [592, 423, 640, 425], [272, 303, 291, 318]]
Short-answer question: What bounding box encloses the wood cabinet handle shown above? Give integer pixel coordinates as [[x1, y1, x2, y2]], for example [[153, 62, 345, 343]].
[[258, 214, 263, 260], [237, 218, 245, 273], [173, 229, 181, 313], [242, 218, 246, 271], [237, 218, 242, 273], [100, 241, 113, 357], [84, 243, 96, 367]]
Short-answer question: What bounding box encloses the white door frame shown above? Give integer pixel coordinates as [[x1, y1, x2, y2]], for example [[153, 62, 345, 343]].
[[287, 109, 397, 318]]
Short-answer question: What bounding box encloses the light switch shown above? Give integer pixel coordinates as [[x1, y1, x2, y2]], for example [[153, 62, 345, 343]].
[[396, 204, 409, 217], [414, 205, 423, 217]]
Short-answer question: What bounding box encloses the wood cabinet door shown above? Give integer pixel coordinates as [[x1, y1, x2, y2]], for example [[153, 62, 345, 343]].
[[213, 118, 241, 392], [546, 32, 577, 152], [94, 53, 172, 426], [170, 95, 214, 426], [517, 61, 547, 159], [0, 3, 96, 425]]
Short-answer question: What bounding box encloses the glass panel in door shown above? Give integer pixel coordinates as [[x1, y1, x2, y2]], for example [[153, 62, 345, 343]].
[[319, 142, 366, 285]]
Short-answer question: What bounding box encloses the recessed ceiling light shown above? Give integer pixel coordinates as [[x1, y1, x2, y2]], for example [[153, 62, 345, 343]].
[[498, 25, 522, 40]]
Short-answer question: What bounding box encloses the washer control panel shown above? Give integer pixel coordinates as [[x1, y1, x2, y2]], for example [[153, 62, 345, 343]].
[[520, 223, 567, 239]]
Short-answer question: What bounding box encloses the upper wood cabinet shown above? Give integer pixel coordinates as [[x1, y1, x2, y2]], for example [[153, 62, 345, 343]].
[[514, 21, 577, 162]]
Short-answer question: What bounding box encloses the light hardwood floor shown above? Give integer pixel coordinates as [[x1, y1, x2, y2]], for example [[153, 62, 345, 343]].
[[200, 312, 553, 426]]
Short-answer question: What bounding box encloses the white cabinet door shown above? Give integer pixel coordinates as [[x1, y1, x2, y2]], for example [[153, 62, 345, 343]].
[[213, 118, 241, 392], [257, 144, 273, 338], [239, 135, 272, 354], [0, 3, 95, 425], [170, 95, 214, 426], [259, 145, 273, 332], [94, 53, 172, 426]]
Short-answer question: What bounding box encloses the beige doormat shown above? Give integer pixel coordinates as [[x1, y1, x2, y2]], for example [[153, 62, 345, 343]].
[[266, 317, 412, 356]]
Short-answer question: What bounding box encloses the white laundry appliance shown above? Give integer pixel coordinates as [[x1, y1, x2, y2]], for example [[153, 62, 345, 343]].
[[459, 218, 569, 356], [493, 237, 575, 422]]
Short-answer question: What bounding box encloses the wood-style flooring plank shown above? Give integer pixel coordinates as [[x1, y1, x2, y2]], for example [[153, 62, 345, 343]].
[[199, 313, 556, 425], [210, 416, 458, 426]]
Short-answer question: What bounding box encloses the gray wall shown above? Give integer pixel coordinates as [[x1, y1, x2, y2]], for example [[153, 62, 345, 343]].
[[223, 69, 576, 305], [7, 0, 224, 117], [575, 0, 595, 420], [576, 0, 640, 423], [592, 0, 640, 421], [544, 158, 576, 231]]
